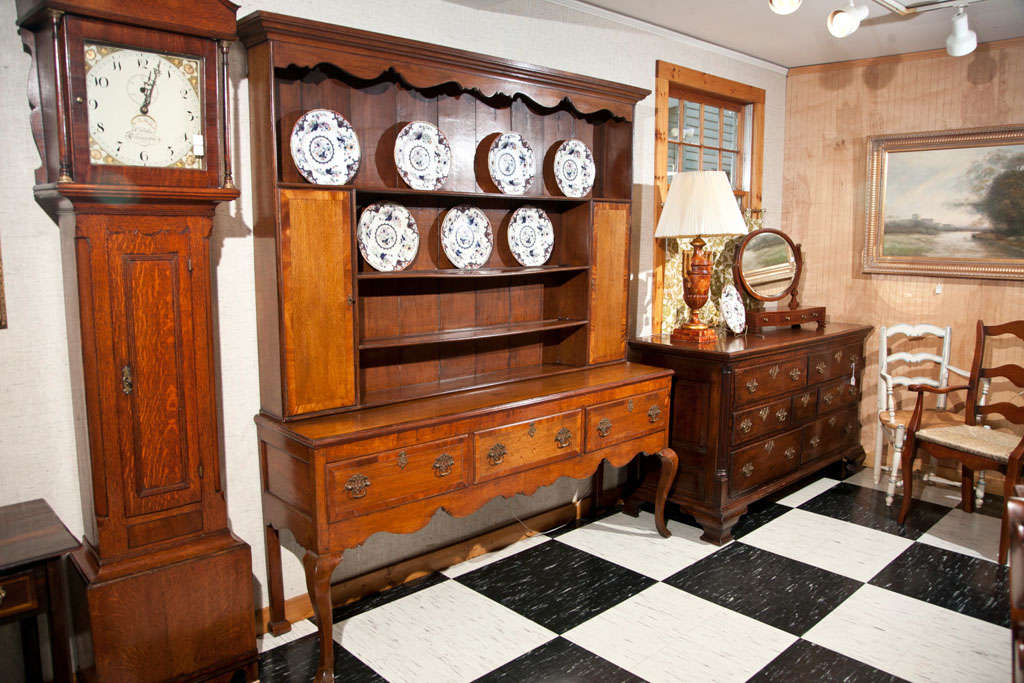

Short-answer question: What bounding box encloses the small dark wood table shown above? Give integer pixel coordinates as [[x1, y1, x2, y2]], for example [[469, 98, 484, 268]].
[[0, 499, 79, 682], [628, 324, 871, 543]]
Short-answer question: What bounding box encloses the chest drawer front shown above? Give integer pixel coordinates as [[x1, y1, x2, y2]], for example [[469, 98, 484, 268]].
[[327, 436, 469, 521], [0, 571, 38, 619], [792, 389, 817, 422], [474, 410, 583, 483], [734, 358, 807, 407], [817, 377, 859, 414], [801, 408, 859, 464], [808, 344, 860, 383], [732, 396, 793, 445], [730, 430, 802, 495], [585, 389, 669, 452]]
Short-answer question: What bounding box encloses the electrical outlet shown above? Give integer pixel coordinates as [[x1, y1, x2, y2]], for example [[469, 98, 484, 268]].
[[934, 283, 943, 294]]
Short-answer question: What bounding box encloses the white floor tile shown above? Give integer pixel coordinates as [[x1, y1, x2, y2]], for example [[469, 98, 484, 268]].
[[257, 618, 318, 653], [844, 468, 963, 508], [555, 512, 723, 580], [804, 584, 1010, 683], [775, 477, 841, 507], [334, 579, 555, 683], [740, 509, 913, 582], [917, 507, 1003, 563], [442, 534, 550, 578], [565, 582, 797, 683]]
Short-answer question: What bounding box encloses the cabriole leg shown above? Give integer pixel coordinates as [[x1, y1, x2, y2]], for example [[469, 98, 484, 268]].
[[303, 551, 344, 683], [654, 448, 679, 538]]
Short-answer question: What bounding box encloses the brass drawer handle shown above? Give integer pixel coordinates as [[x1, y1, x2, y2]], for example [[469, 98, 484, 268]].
[[816, 361, 827, 375], [764, 440, 775, 453], [800, 393, 811, 407], [648, 405, 662, 423], [823, 391, 835, 406], [759, 407, 770, 421], [597, 418, 612, 438], [768, 364, 780, 379], [433, 453, 454, 477], [785, 447, 797, 461], [834, 350, 843, 363], [555, 427, 572, 448], [740, 418, 753, 433], [789, 368, 802, 381], [397, 451, 408, 469], [487, 443, 506, 466], [828, 416, 837, 427], [345, 473, 370, 499], [742, 462, 754, 477], [528, 423, 537, 437], [776, 408, 788, 422], [746, 378, 759, 394], [810, 436, 822, 448]]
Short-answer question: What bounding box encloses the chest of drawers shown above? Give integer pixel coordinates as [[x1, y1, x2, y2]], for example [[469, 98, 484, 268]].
[[628, 324, 871, 544]]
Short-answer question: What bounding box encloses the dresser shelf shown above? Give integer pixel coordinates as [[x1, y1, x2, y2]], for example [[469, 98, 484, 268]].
[[359, 318, 587, 350], [356, 265, 589, 280]]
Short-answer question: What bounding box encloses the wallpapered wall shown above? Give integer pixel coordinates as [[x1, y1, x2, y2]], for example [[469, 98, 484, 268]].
[[783, 38, 1024, 471], [0, 0, 787, 611]]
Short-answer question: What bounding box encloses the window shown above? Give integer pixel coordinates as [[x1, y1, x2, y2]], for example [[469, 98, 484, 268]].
[[666, 94, 745, 204]]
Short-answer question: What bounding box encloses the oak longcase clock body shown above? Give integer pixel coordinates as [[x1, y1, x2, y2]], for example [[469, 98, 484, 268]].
[[16, 1, 256, 681]]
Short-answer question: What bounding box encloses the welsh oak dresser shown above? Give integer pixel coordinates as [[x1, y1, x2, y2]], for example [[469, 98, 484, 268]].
[[629, 324, 871, 543], [239, 13, 677, 681]]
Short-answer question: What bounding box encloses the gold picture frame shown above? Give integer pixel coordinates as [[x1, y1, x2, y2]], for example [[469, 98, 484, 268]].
[[0, 239, 6, 329], [863, 124, 1024, 280]]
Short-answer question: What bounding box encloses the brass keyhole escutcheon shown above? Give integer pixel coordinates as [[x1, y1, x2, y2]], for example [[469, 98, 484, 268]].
[[433, 453, 454, 477], [742, 462, 754, 477], [345, 474, 370, 499], [648, 405, 662, 423], [740, 418, 753, 433], [784, 447, 796, 461], [487, 443, 507, 466], [810, 436, 822, 448], [528, 423, 537, 438], [746, 379, 759, 394], [627, 399, 634, 412], [555, 427, 572, 448], [816, 361, 827, 375], [776, 409, 788, 422], [597, 418, 612, 438], [397, 451, 408, 469], [789, 368, 802, 381], [823, 391, 835, 405], [121, 365, 134, 395]]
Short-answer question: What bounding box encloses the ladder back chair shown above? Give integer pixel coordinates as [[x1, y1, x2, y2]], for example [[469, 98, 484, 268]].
[[899, 320, 1024, 564]]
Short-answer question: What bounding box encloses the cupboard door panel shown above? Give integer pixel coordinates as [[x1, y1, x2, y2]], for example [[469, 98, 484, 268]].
[[589, 202, 629, 364], [109, 231, 202, 517], [280, 189, 357, 416]]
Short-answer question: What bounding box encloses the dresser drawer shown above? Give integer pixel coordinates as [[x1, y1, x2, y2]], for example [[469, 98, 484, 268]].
[[326, 436, 469, 521], [808, 344, 860, 383], [474, 410, 583, 483], [0, 571, 38, 619], [817, 377, 859, 413], [801, 408, 859, 464], [734, 358, 806, 407], [730, 430, 802, 495], [731, 396, 793, 445], [585, 389, 669, 452], [792, 389, 817, 422]]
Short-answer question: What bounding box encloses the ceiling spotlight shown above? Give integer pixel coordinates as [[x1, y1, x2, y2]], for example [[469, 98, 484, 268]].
[[768, 0, 802, 15], [946, 6, 977, 57], [826, 1, 870, 38]]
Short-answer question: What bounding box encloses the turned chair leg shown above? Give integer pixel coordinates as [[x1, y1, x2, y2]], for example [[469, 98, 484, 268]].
[[898, 438, 917, 524], [977, 471, 987, 508], [874, 423, 886, 484], [962, 466, 976, 513], [886, 425, 905, 506]]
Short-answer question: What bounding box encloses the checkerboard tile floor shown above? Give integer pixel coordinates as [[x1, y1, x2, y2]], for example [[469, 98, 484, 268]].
[[257, 468, 1011, 682]]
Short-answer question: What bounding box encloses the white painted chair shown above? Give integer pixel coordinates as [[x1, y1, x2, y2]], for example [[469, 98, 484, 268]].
[[876, 323, 989, 506]]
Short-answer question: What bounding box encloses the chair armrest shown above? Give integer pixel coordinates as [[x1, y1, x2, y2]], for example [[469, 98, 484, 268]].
[[907, 384, 970, 395]]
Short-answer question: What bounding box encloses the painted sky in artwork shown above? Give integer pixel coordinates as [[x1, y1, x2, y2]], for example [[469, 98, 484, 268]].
[[884, 144, 1024, 228]]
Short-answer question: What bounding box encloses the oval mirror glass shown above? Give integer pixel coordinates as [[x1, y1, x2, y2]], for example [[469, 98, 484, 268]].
[[740, 232, 797, 299]]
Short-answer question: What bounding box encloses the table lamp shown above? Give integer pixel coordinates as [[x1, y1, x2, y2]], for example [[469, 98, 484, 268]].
[[655, 170, 747, 344]]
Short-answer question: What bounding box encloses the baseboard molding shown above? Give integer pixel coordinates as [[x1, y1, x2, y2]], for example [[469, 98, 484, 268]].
[[255, 492, 614, 634]]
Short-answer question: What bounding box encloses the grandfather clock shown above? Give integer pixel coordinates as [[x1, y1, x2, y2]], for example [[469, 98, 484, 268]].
[[15, 1, 256, 680]]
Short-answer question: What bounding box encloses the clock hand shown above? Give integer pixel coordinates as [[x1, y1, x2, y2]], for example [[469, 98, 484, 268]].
[[139, 64, 161, 115]]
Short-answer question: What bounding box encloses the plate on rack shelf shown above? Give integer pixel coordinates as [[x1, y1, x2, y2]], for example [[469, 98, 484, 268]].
[[507, 207, 554, 267], [394, 121, 451, 191], [289, 109, 360, 185], [488, 133, 535, 195], [442, 206, 492, 270], [721, 283, 747, 335], [552, 139, 595, 197], [357, 202, 420, 272]]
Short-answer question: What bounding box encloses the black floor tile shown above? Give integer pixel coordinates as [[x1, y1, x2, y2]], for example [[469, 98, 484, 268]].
[[664, 542, 862, 636], [731, 502, 792, 540], [455, 539, 655, 633], [869, 542, 1010, 627], [748, 639, 907, 682], [258, 633, 384, 683], [798, 482, 948, 540], [328, 572, 448, 624], [544, 507, 623, 538], [473, 636, 644, 683]]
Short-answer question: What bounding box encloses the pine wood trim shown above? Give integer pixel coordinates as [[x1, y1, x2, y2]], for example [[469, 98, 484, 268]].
[[651, 60, 766, 334], [254, 494, 609, 634]]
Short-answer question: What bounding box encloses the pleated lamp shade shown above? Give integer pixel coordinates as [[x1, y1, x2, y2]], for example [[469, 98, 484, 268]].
[[654, 171, 747, 239]]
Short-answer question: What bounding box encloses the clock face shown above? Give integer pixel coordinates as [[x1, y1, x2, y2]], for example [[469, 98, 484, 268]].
[[84, 43, 204, 169]]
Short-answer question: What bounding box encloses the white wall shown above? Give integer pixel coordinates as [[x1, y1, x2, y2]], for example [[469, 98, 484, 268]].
[[0, 0, 786, 611]]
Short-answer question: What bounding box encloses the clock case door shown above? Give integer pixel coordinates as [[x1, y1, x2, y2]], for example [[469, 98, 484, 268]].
[[64, 16, 222, 188]]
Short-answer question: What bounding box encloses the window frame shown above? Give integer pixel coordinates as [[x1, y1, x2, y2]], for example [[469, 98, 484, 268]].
[[652, 60, 766, 335], [667, 88, 746, 203]]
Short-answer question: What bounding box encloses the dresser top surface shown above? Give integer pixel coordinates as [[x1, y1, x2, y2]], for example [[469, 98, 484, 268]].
[[0, 499, 79, 572], [257, 362, 672, 446], [631, 323, 873, 362]]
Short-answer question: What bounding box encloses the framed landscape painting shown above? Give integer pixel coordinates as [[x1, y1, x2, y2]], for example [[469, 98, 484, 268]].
[[863, 125, 1024, 280]]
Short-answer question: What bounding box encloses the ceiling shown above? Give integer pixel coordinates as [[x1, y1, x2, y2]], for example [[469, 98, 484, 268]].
[[575, 0, 1024, 68]]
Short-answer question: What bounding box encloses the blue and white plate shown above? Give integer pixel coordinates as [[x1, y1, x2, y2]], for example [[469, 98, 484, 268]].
[[721, 283, 747, 334], [394, 121, 451, 191], [290, 109, 360, 185], [357, 202, 419, 272], [553, 139, 595, 197], [507, 207, 554, 267], [442, 206, 492, 270], [488, 133, 535, 195]]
